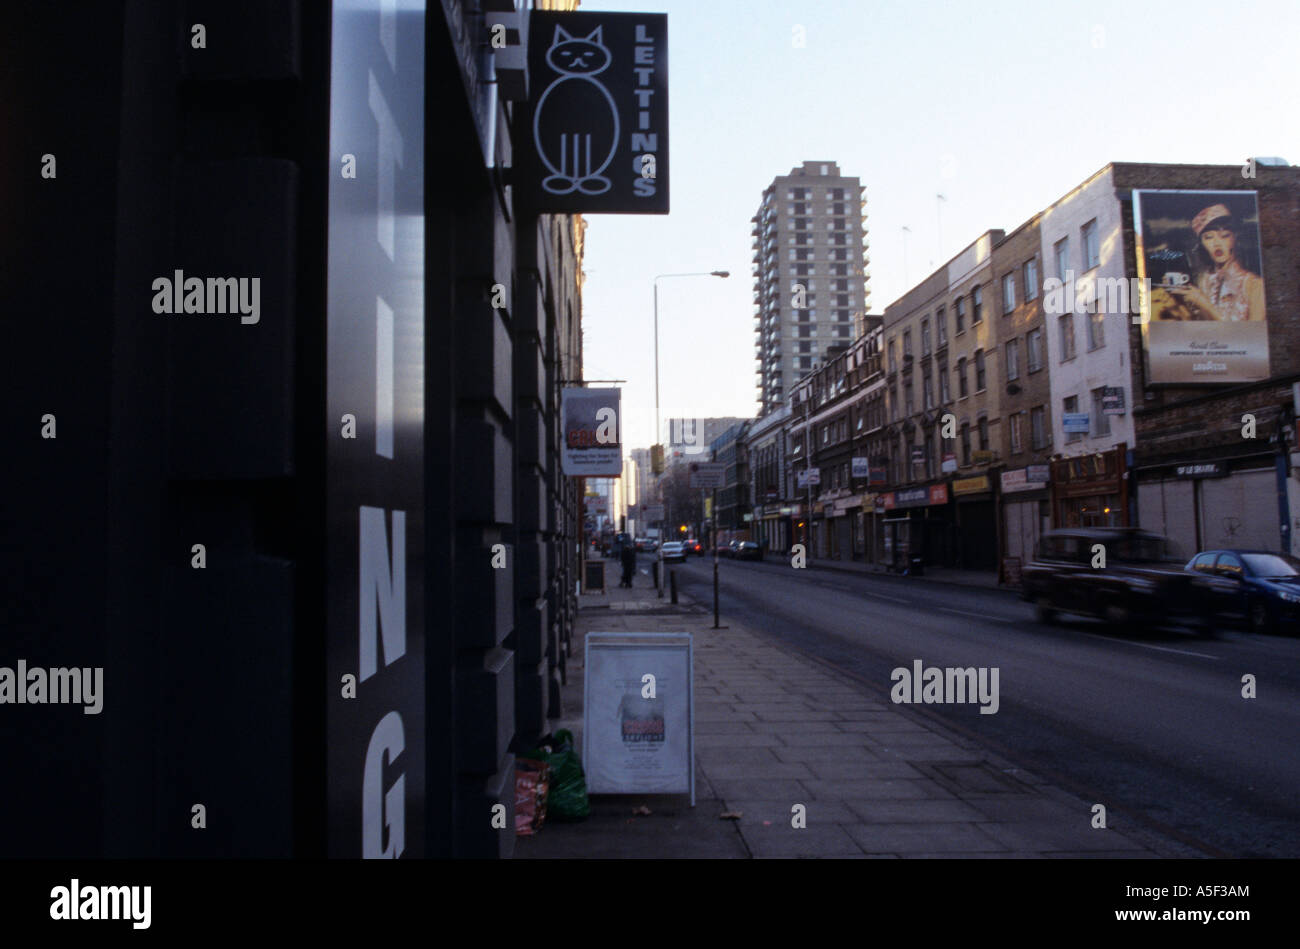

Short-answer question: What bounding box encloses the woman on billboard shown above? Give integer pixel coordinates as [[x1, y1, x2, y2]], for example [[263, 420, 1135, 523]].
[[1177, 203, 1266, 322]]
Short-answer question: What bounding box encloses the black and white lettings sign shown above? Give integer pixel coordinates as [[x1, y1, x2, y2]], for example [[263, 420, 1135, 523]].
[[524, 12, 668, 214]]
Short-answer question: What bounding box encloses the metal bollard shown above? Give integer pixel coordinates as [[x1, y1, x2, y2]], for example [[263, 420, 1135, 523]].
[[653, 560, 660, 596], [669, 569, 678, 604]]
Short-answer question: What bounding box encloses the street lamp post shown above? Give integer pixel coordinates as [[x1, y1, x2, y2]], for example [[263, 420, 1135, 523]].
[[652, 270, 728, 597], [652, 270, 729, 454]]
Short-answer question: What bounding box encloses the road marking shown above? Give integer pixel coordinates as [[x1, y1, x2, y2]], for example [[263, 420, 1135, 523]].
[[866, 591, 910, 604], [1075, 630, 1219, 660], [939, 606, 1010, 620]]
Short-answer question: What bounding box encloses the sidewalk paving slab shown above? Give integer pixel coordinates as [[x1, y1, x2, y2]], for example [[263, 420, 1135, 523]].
[[514, 572, 1188, 859]]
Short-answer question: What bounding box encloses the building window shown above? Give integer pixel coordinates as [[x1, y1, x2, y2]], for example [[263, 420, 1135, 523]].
[[921, 318, 931, 355], [1083, 218, 1100, 270], [936, 306, 947, 345], [903, 330, 912, 358], [889, 386, 898, 421], [1064, 394, 1081, 443], [1027, 328, 1044, 372], [888, 339, 897, 372], [1059, 314, 1076, 361], [957, 357, 968, 398], [1031, 406, 1048, 450], [1024, 258, 1039, 300], [939, 365, 950, 402], [1091, 387, 1111, 437], [1054, 237, 1070, 281], [975, 349, 987, 391], [960, 423, 971, 466], [923, 366, 933, 409], [1005, 338, 1020, 381], [904, 380, 914, 416], [972, 286, 984, 324], [955, 297, 966, 334], [1087, 310, 1105, 350], [977, 417, 989, 452], [1010, 413, 1023, 454], [1002, 272, 1016, 314]]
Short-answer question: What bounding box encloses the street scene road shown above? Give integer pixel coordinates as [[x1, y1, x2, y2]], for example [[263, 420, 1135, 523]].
[[665, 555, 1300, 858]]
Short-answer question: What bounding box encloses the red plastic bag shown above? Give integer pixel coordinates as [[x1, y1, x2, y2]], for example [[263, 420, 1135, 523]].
[[514, 759, 550, 836]]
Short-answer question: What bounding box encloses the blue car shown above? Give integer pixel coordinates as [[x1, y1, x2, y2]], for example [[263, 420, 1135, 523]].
[[1185, 549, 1300, 635]]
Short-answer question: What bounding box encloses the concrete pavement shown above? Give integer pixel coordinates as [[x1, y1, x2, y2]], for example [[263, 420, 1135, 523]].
[[515, 556, 1184, 859]]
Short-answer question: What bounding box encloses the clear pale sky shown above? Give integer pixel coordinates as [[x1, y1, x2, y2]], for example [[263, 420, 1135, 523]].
[[576, 0, 1300, 450]]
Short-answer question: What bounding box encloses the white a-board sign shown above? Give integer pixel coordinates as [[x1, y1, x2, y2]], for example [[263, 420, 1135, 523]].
[[584, 633, 695, 806]]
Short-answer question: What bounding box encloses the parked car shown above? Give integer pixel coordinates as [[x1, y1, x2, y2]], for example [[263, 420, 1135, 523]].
[[1185, 549, 1300, 635], [685, 538, 703, 556], [660, 541, 687, 563], [1020, 528, 1209, 635], [734, 541, 763, 561]]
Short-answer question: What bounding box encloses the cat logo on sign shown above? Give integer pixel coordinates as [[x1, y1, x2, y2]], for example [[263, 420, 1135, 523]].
[[524, 12, 669, 214]]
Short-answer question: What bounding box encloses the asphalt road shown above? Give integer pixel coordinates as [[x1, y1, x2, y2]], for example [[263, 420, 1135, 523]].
[[658, 553, 1300, 858]]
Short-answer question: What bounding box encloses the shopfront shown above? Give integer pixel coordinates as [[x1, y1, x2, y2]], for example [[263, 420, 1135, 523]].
[[829, 494, 861, 561], [879, 484, 950, 570], [1000, 465, 1050, 565], [1051, 444, 1129, 529], [951, 476, 997, 571], [1137, 456, 1282, 560]]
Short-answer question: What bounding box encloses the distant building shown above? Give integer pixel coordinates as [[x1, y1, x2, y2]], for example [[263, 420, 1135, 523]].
[[664, 416, 747, 463], [747, 403, 792, 551], [710, 421, 752, 541], [804, 159, 1300, 579], [752, 161, 871, 416]]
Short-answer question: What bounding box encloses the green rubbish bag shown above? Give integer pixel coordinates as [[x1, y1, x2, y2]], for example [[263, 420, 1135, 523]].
[[521, 729, 590, 821]]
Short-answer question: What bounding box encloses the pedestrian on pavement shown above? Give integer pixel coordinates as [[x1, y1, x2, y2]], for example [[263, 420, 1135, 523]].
[[620, 543, 636, 588]]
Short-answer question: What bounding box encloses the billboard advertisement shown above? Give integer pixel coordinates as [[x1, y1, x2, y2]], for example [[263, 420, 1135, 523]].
[[562, 387, 622, 476], [1135, 190, 1269, 384]]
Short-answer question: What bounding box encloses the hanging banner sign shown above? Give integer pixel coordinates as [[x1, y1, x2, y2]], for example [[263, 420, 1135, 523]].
[[688, 462, 725, 489], [851, 457, 870, 478], [562, 387, 622, 476], [797, 467, 821, 488], [524, 12, 669, 214]]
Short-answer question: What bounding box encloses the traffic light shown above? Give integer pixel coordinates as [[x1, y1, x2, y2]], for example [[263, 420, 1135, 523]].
[[679, 525, 686, 533], [651, 443, 664, 475]]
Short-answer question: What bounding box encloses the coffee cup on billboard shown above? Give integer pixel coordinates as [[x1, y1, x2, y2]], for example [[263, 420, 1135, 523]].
[[1163, 272, 1190, 286]]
